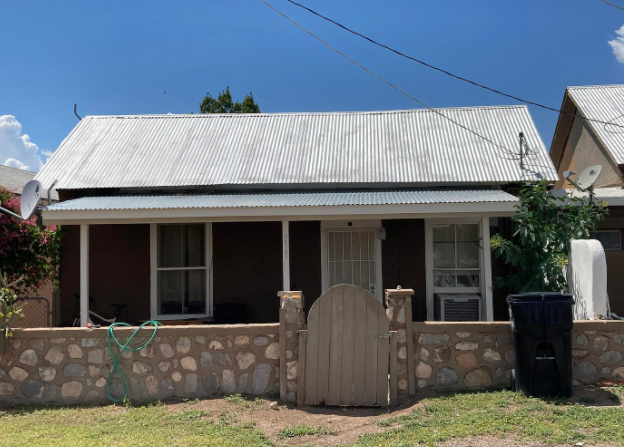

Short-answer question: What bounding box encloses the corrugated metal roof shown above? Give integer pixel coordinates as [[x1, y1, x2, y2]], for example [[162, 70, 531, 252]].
[[35, 106, 557, 190], [0, 165, 59, 201], [567, 85, 624, 164], [45, 189, 518, 211]]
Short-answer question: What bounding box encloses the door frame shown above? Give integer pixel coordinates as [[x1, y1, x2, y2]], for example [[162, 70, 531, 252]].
[[320, 220, 383, 301]]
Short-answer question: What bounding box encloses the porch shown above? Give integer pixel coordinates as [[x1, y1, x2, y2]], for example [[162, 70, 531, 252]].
[[42, 190, 517, 326]]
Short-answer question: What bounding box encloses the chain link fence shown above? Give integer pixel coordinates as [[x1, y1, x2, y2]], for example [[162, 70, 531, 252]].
[[13, 297, 52, 328]]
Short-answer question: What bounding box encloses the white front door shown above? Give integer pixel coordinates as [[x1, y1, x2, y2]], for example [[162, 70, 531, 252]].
[[321, 221, 383, 299]]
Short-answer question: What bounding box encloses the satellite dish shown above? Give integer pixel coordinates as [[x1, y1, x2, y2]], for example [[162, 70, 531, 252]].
[[574, 165, 602, 192], [20, 180, 43, 219]]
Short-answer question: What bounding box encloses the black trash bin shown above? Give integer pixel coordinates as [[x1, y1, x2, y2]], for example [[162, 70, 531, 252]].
[[507, 292, 575, 398]]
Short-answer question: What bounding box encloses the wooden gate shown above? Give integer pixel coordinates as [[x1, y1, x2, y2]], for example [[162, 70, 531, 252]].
[[298, 284, 397, 406]]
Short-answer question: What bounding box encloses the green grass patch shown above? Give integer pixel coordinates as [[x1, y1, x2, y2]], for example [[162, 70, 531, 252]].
[[357, 390, 624, 447], [224, 394, 264, 409], [0, 404, 272, 447], [277, 425, 338, 439]]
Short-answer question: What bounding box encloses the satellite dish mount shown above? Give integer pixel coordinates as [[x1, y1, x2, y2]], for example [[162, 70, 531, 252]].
[[0, 179, 44, 221], [563, 165, 603, 202]]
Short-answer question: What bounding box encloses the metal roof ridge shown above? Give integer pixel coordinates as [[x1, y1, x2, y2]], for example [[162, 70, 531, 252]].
[[567, 84, 624, 91], [82, 105, 528, 120]]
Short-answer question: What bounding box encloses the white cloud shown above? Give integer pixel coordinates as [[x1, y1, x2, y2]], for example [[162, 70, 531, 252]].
[[608, 24, 624, 64], [0, 115, 44, 172]]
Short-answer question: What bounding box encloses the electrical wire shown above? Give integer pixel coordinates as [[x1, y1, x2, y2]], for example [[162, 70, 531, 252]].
[[595, 0, 624, 11], [281, 0, 624, 131], [260, 0, 555, 173]]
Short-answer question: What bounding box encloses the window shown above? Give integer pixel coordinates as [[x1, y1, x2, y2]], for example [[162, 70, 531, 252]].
[[590, 230, 622, 251], [432, 223, 480, 291], [151, 224, 212, 318]]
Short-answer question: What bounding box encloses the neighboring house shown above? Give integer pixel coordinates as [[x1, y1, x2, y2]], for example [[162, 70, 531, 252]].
[[0, 164, 59, 327], [550, 84, 624, 316], [35, 107, 557, 326], [0, 164, 59, 204]]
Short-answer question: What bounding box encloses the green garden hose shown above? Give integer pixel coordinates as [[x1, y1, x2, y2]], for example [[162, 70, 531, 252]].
[[106, 321, 162, 403]]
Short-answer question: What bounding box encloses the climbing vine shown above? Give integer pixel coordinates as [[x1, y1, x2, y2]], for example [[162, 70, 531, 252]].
[[0, 186, 61, 292]]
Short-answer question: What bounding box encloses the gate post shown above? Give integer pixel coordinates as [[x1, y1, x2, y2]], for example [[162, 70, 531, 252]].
[[385, 287, 415, 396], [278, 291, 305, 403]]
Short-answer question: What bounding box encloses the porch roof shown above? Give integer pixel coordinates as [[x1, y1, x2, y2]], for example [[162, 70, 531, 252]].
[[43, 189, 518, 224]]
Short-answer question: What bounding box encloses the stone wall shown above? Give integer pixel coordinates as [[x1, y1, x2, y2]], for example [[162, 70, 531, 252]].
[[3, 290, 624, 406], [409, 321, 624, 391], [571, 321, 624, 385], [0, 324, 281, 405]]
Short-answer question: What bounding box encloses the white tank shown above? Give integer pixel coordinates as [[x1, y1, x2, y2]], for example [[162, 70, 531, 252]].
[[568, 239, 608, 320]]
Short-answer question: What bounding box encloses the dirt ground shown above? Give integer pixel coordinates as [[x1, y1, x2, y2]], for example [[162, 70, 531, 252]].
[[162, 386, 624, 447]]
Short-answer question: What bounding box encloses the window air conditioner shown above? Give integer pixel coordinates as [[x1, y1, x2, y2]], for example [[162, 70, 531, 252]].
[[438, 293, 482, 321]]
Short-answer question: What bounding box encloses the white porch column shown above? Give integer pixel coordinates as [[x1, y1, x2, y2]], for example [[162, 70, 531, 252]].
[[80, 224, 89, 327], [282, 220, 290, 291], [482, 217, 494, 321]]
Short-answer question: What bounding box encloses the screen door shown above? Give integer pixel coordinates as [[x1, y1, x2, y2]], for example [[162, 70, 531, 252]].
[[326, 230, 377, 295]]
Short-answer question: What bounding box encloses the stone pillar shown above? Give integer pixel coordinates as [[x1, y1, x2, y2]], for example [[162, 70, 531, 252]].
[[278, 291, 305, 403], [386, 287, 415, 396]]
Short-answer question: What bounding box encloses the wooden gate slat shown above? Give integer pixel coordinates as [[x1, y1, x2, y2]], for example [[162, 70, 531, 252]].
[[389, 331, 398, 407], [327, 285, 344, 405], [352, 286, 368, 406], [315, 286, 333, 405], [297, 330, 307, 406], [340, 285, 356, 405], [304, 304, 320, 405], [364, 291, 380, 406], [376, 307, 390, 406]]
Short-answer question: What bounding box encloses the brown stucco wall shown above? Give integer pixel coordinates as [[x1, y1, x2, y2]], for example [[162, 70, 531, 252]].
[[289, 221, 322, 316], [597, 208, 624, 316], [381, 219, 427, 321], [212, 222, 282, 323], [58, 225, 150, 326]]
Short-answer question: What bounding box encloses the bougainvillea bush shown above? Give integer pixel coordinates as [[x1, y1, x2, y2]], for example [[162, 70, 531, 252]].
[[0, 186, 61, 292]]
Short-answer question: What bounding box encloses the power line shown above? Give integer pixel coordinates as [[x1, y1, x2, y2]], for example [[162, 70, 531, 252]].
[[595, 0, 624, 11], [281, 0, 624, 131], [259, 0, 549, 168]]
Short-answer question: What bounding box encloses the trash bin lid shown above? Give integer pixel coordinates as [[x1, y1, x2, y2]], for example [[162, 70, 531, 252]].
[[507, 292, 574, 304]]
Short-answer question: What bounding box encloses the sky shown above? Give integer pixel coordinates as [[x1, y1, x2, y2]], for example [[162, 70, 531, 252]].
[[1, 0, 624, 172]]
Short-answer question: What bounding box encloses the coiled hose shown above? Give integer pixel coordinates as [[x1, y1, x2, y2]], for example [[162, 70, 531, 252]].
[[106, 321, 162, 403]]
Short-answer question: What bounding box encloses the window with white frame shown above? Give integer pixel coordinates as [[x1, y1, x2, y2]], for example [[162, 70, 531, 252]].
[[153, 224, 211, 318], [589, 230, 622, 251], [432, 223, 481, 292]]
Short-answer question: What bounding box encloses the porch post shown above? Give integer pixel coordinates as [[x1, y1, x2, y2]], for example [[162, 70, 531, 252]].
[[80, 224, 89, 327], [482, 217, 494, 321], [282, 220, 290, 291]]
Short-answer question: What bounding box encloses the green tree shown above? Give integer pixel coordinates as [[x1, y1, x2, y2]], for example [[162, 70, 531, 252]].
[[199, 86, 260, 114], [490, 181, 608, 293]]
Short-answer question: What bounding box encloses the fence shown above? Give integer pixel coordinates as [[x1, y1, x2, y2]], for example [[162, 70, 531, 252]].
[[13, 298, 51, 328]]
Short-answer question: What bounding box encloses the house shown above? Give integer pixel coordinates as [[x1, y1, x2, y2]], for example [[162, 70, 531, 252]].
[[34, 107, 557, 326], [0, 164, 59, 203], [549, 84, 624, 316]]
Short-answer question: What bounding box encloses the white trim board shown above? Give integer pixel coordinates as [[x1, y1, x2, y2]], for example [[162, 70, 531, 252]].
[[42, 202, 516, 225]]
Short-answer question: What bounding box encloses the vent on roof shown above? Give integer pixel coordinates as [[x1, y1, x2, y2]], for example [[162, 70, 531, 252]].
[[438, 293, 482, 321]]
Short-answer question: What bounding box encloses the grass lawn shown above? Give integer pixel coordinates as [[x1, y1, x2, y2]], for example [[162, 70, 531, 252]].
[[1, 387, 624, 447]]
